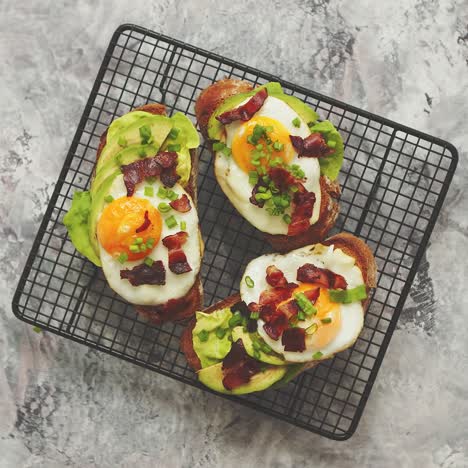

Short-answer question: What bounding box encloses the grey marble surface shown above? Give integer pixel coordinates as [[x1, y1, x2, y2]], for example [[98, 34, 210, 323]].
[[1, 1, 468, 467]]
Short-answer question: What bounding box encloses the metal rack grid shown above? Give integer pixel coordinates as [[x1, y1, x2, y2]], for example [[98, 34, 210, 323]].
[[12, 24, 457, 440]]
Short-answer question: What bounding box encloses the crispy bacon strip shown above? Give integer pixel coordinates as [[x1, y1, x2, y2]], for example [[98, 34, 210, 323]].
[[265, 265, 288, 288], [288, 190, 316, 236], [263, 312, 289, 341], [277, 300, 299, 319], [162, 232, 192, 275], [222, 340, 261, 390], [169, 194, 191, 213], [303, 287, 320, 303], [259, 285, 295, 306], [135, 210, 151, 233], [216, 88, 268, 125], [121, 152, 179, 196], [120, 261, 166, 286], [296, 263, 348, 289], [290, 133, 333, 158], [268, 167, 302, 192], [282, 328, 306, 352]]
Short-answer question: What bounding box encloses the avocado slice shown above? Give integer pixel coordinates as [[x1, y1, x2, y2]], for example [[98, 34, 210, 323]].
[[106, 111, 152, 143], [231, 327, 286, 366], [88, 169, 121, 258], [96, 115, 173, 174], [207, 82, 318, 141], [90, 143, 158, 199], [198, 362, 287, 395]]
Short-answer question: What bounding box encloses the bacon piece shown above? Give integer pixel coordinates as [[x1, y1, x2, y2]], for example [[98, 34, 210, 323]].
[[120, 261, 166, 286], [263, 312, 289, 341], [162, 232, 191, 275], [169, 194, 191, 213], [259, 286, 295, 306], [135, 210, 151, 233], [222, 340, 261, 390], [277, 299, 299, 319], [303, 287, 320, 303], [282, 328, 306, 352], [265, 265, 288, 288], [290, 133, 333, 158], [296, 263, 348, 289], [288, 190, 316, 236], [268, 166, 302, 192], [121, 152, 179, 196], [216, 88, 268, 125]]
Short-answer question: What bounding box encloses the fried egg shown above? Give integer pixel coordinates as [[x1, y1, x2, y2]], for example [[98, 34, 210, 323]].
[[215, 96, 321, 235], [97, 175, 201, 306], [240, 244, 365, 363]]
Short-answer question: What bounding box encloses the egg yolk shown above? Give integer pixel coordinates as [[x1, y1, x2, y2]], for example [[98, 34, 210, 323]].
[[97, 196, 162, 261], [231, 116, 295, 173], [279, 284, 341, 350]]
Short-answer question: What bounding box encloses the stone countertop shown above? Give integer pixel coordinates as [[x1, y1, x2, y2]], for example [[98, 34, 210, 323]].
[[1, 1, 468, 467]]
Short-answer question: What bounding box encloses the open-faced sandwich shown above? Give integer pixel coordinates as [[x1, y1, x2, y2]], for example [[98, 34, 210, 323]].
[[64, 103, 203, 324], [180, 233, 377, 394], [195, 80, 343, 252]]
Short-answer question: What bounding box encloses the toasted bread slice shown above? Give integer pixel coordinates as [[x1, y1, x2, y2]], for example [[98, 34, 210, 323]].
[[195, 79, 341, 252], [180, 233, 377, 376], [94, 103, 203, 324]]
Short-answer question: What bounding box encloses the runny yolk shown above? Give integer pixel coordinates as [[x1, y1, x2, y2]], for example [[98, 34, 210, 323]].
[[97, 196, 162, 261], [231, 116, 295, 173]]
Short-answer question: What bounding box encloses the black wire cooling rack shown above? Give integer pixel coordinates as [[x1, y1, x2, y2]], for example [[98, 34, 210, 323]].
[[12, 24, 457, 440]]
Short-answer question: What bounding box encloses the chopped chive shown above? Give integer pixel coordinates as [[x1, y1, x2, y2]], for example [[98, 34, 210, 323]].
[[215, 327, 227, 339], [198, 330, 209, 342], [282, 214, 291, 224], [260, 341, 272, 353], [253, 349, 261, 360], [104, 195, 114, 203], [307, 121, 315, 128], [158, 202, 171, 213], [33, 326, 42, 333], [251, 159, 261, 166], [118, 136, 128, 147], [146, 238, 155, 248], [295, 292, 317, 316], [144, 186, 154, 197], [255, 191, 272, 201], [256, 143, 263, 150], [165, 215, 177, 229], [250, 312, 260, 320], [144, 257, 154, 267], [258, 186, 267, 193], [117, 252, 129, 264], [129, 245, 139, 253], [252, 340, 261, 351], [321, 317, 332, 324], [313, 351, 323, 359], [228, 312, 244, 328], [180, 220, 187, 230], [248, 171, 258, 185], [167, 143, 181, 152], [213, 141, 226, 151], [297, 311, 306, 321], [273, 141, 284, 151], [166, 190, 178, 201], [169, 127, 180, 139], [140, 243, 147, 252], [245, 276, 255, 288], [135, 237, 143, 245], [157, 186, 168, 198], [327, 139, 336, 148], [139, 125, 153, 144], [138, 148, 146, 158], [306, 323, 318, 335], [292, 117, 301, 128]]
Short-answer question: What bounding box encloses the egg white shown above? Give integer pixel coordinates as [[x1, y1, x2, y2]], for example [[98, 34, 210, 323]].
[[240, 244, 365, 363], [215, 96, 321, 235], [98, 175, 201, 306]]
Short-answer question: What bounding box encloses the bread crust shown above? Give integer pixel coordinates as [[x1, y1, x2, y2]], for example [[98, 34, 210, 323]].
[[195, 79, 340, 250], [93, 103, 202, 324], [180, 233, 377, 376]]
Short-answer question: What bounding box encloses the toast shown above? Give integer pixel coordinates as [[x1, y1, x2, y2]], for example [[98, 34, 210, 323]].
[[180, 233, 377, 392], [195, 79, 341, 252]]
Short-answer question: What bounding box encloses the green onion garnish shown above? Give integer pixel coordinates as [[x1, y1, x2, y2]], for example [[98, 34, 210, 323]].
[[144, 257, 154, 267], [248, 171, 258, 186], [329, 285, 367, 303], [292, 117, 301, 127], [146, 237, 155, 247], [213, 142, 225, 151], [228, 311, 244, 328], [180, 221, 187, 230], [135, 237, 143, 245], [256, 143, 263, 150], [157, 186, 168, 198], [245, 276, 255, 288], [215, 327, 227, 339], [118, 136, 128, 147], [165, 215, 177, 229], [167, 143, 181, 152], [313, 351, 323, 359], [321, 317, 332, 324], [297, 311, 306, 321], [198, 330, 209, 342], [253, 349, 261, 360], [166, 190, 178, 201], [282, 214, 291, 224], [144, 186, 154, 197], [104, 195, 114, 203], [129, 245, 139, 253], [139, 125, 152, 144], [327, 139, 336, 148], [294, 292, 317, 316], [117, 252, 128, 264], [140, 244, 147, 252], [273, 141, 284, 151], [158, 202, 171, 213], [169, 127, 180, 139], [260, 341, 272, 353], [250, 312, 260, 320]]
